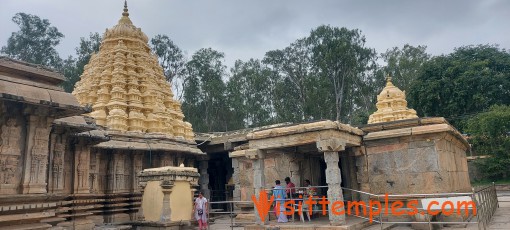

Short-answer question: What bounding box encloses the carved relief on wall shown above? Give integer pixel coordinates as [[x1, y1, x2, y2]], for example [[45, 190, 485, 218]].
[[114, 152, 125, 192], [76, 143, 89, 190], [0, 118, 22, 189], [89, 150, 100, 193], [123, 153, 132, 192], [30, 117, 51, 185], [51, 141, 65, 191], [160, 154, 173, 167], [133, 153, 143, 192]]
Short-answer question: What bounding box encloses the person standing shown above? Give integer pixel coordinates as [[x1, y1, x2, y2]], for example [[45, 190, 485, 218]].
[[193, 192, 208, 230], [284, 177, 296, 199], [273, 180, 288, 223]]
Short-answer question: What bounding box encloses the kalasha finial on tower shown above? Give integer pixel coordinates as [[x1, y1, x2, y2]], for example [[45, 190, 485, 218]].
[[386, 74, 392, 83], [122, 0, 129, 17]]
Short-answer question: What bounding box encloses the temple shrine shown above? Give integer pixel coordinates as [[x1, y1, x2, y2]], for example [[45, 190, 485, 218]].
[[368, 76, 418, 124], [0, 2, 473, 230]]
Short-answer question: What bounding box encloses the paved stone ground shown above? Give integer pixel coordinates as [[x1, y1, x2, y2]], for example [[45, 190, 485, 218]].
[[389, 190, 510, 230], [488, 191, 510, 229], [206, 191, 510, 229]]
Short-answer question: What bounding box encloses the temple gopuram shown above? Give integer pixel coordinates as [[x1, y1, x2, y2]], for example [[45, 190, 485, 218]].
[[0, 2, 473, 230], [0, 2, 205, 230]]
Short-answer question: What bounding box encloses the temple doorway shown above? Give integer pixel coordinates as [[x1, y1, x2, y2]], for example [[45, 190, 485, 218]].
[[207, 152, 233, 210]]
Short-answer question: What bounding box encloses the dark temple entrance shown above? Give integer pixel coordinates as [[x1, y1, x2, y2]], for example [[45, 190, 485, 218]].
[[207, 152, 233, 210]]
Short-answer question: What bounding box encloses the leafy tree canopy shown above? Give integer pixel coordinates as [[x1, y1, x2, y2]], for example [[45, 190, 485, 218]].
[[1, 13, 64, 69], [466, 105, 510, 179], [381, 44, 430, 94], [408, 45, 510, 130]]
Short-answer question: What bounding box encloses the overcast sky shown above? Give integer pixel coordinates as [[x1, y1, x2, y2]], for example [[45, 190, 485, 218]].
[[1, 0, 509, 68]]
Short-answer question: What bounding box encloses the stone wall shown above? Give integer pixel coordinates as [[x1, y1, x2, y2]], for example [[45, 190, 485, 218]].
[[232, 152, 329, 202], [359, 131, 471, 195]]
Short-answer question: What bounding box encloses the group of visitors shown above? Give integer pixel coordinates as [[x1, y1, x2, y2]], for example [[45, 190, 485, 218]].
[[192, 177, 318, 228], [273, 177, 317, 223]]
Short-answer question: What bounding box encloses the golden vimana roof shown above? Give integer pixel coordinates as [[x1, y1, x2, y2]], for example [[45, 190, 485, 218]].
[[72, 1, 194, 140], [367, 76, 418, 124]]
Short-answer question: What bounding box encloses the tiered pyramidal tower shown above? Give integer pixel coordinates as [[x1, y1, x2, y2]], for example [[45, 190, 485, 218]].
[[368, 76, 418, 124], [73, 1, 194, 140]]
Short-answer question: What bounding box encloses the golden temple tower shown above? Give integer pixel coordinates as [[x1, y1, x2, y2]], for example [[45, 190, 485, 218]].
[[367, 76, 418, 124], [73, 1, 194, 140]]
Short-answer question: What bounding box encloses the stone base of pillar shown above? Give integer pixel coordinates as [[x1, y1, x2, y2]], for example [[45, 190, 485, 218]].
[[21, 184, 46, 194], [57, 219, 95, 230], [86, 215, 105, 225], [104, 213, 131, 223], [130, 220, 193, 230], [0, 184, 17, 194]]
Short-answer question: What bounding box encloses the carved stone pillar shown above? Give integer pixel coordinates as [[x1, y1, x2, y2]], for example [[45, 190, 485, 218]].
[[22, 111, 52, 194], [160, 180, 174, 222], [247, 149, 266, 225], [132, 152, 143, 192], [231, 158, 241, 201], [198, 158, 210, 200], [89, 149, 100, 193], [317, 138, 346, 225], [137, 181, 147, 221], [75, 138, 91, 194], [49, 130, 67, 193]]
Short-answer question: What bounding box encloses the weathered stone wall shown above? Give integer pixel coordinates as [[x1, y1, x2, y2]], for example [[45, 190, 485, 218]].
[[359, 131, 471, 195], [232, 152, 328, 202]]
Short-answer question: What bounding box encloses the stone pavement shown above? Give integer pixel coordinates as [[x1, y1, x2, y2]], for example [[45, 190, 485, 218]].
[[206, 191, 510, 229], [488, 191, 510, 229]]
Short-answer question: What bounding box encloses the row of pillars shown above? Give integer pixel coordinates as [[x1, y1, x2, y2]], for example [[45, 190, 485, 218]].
[[251, 138, 347, 225]]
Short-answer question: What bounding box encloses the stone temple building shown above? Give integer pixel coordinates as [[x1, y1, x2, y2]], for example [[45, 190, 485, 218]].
[[0, 2, 471, 229], [0, 3, 205, 229], [197, 76, 471, 225]]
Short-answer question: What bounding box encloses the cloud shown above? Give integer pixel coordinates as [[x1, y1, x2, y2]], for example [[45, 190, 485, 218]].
[[1, 0, 509, 68]]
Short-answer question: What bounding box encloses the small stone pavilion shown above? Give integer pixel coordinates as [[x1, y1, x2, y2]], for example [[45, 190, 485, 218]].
[[197, 77, 471, 226]]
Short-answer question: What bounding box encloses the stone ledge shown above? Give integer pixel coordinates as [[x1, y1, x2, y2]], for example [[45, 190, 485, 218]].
[[361, 117, 448, 133], [247, 120, 363, 140]]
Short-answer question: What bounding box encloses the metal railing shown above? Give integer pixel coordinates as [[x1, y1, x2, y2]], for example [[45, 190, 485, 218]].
[[204, 183, 499, 230], [473, 183, 499, 230]]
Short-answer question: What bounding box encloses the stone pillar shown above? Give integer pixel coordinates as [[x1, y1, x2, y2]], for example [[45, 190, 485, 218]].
[[48, 129, 67, 194], [137, 165, 200, 223], [198, 157, 210, 200], [74, 138, 91, 194], [160, 180, 174, 222], [132, 152, 143, 192], [22, 110, 52, 194], [317, 138, 346, 225], [231, 158, 241, 202], [137, 181, 147, 221], [246, 149, 266, 225]]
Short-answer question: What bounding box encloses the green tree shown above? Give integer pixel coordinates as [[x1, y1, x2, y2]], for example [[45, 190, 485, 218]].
[[408, 45, 510, 130], [227, 59, 274, 129], [1, 13, 64, 69], [307, 25, 378, 122], [381, 44, 430, 94], [61, 32, 101, 92], [150, 34, 186, 100], [263, 38, 312, 122], [182, 48, 229, 132], [466, 105, 510, 179]]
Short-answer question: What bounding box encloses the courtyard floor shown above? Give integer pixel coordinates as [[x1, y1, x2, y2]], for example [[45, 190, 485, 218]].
[[207, 190, 510, 230]]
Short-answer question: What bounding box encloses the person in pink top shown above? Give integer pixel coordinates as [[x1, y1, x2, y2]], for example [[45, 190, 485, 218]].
[[284, 177, 296, 199]]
